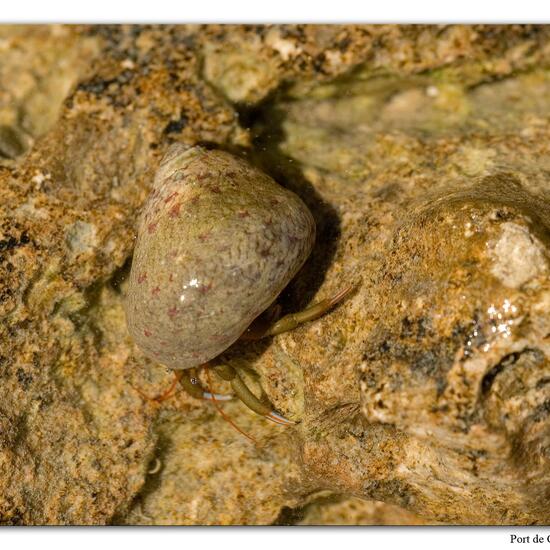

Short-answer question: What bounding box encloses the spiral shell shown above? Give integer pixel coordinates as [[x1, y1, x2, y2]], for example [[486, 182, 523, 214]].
[[125, 145, 315, 369]]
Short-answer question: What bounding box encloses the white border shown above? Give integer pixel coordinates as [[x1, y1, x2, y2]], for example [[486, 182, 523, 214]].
[[0, 0, 548, 23], [1, 5, 549, 547], [2, 527, 550, 550]]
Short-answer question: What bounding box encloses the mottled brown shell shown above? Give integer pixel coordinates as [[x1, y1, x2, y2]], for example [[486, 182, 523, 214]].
[[125, 145, 315, 369]]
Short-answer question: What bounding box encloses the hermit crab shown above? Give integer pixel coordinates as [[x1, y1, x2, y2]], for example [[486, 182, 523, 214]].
[[125, 145, 351, 425]]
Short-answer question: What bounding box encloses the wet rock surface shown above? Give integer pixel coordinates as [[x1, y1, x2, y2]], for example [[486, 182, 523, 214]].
[[0, 25, 100, 161], [289, 494, 436, 525], [0, 24, 548, 525]]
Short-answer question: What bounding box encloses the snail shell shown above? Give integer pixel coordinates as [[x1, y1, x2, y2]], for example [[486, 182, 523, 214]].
[[125, 145, 315, 369]]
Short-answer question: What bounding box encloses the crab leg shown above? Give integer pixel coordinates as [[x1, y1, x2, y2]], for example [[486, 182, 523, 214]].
[[177, 368, 233, 401], [239, 303, 282, 341], [265, 285, 354, 337], [214, 364, 296, 426]]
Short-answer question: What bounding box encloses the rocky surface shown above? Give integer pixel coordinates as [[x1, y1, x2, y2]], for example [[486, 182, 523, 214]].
[[0, 25, 99, 160], [292, 494, 435, 525], [0, 24, 548, 525]]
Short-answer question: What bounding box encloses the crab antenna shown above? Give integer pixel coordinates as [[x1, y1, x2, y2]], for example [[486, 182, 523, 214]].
[[205, 367, 258, 445]]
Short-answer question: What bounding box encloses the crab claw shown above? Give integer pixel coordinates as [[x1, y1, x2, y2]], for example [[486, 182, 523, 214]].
[[202, 391, 233, 401], [265, 410, 297, 426]]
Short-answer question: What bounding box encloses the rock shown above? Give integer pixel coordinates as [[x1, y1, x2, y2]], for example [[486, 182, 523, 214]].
[[489, 221, 547, 288], [243, 50, 550, 524], [294, 495, 436, 525], [0, 24, 243, 525], [356, 178, 550, 523], [0, 25, 100, 161], [0, 24, 549, 525], [0, 125, 25, 159]]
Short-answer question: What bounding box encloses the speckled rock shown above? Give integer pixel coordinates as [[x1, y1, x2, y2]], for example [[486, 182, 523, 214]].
[[293, 494, 436, 525], [355, 179, 549, 523], [0, 24, 244, 525], [243, 59, 550, 524], [0, 25, 100, 160], [0, 24, 549, 525]]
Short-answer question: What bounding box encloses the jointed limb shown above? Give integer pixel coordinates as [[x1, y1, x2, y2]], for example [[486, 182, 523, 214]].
[[177, 367, 232, 401], [265, 285, 354, 337], [139, 285, 353, 427], [215, 363, 295, 426]]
